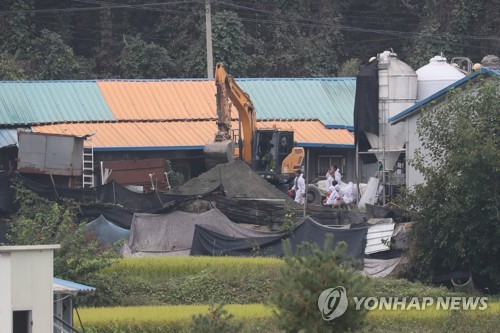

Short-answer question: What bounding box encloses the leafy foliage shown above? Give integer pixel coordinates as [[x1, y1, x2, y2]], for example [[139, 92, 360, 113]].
[[271, 235, 369, 332], [339, 58, 362, 77], [165, 160, 184, 187], [0, 52, 26, 80], [401, 77, 500, 291], [119, 35, 174, 79], [0, 1, 498, 79], [187, 303, 243, 333], [6, 180, 117, 281], [26, 29, 95, 80]]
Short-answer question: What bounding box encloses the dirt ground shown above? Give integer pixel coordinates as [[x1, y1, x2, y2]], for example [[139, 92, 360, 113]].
[[171, 160, 292, 200]]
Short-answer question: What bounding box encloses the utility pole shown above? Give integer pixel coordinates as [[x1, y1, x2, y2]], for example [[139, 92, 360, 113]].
[[205, 0, 214, 78]]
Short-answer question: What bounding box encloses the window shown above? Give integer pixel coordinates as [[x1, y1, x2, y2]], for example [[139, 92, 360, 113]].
[[317, 156, 344, 178]]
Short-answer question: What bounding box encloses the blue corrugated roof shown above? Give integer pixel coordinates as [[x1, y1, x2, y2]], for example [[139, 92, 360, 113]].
[[53, 277, 95, 294], [390, 67, 499, 124], [0, 81, 115, 125], [0, 129, 19, 148], [236, 78, 356, 128]]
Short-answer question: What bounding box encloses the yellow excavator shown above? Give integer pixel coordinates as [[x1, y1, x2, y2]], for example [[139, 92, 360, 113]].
[[204, 63, 304, 184]]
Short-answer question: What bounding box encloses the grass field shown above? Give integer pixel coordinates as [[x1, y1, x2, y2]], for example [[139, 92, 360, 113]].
[[77, 301, 500, 333]]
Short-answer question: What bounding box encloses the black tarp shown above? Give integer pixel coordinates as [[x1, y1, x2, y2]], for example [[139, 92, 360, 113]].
[[190, 217, 368, 259], [0, 171, 15, 213], [353, 60, 379, 147], [0, 171, 206, 227]]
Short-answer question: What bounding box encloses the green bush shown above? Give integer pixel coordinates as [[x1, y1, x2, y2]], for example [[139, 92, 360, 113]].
[[271, 235, 370, 332], [187, 304, 243, 333], [6, 180, 117, 281]]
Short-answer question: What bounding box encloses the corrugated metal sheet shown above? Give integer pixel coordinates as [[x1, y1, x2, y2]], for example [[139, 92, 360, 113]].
[[33, 120, 353, 150], [0, 129, 19, 148], [365, 221, 395, 255], [1, 78, 355, 127], [0, 81, 115, 125], [53, 277, 95, 295], [97, 80, 236, 121], [257, 121, 353, 147], [237, 78, 356, 127]]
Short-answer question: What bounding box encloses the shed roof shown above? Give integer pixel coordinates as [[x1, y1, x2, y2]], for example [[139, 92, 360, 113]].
[[0, 81, 115, 125], [0, 129, 19, 148], [390, 67, 499, 124], [53, 277, 95, 295], [0, 78, 355, 127], [32, 120, 353, 151], [97, 79, 227, 121], [237, 78, 355, 128]]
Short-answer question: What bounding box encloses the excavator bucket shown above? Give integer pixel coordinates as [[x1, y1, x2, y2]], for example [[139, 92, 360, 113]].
[[203, 140, 235, 170]]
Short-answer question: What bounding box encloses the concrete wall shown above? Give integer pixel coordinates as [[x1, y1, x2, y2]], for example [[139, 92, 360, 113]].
[[0, 245, 60, 333]]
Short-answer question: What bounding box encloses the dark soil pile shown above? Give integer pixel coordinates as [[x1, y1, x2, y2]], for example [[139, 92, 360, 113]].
[[171, 160, 292, 200]]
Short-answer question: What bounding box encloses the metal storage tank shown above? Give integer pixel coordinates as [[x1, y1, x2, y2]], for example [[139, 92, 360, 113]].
[[416, 55, 466, 102], [365, 50, 417, 171]]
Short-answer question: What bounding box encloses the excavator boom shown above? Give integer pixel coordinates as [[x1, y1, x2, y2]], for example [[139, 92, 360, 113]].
[[204, 63, 256, 168]]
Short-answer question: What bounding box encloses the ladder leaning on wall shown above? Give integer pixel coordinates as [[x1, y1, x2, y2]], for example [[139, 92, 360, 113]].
[[82, 137, 94, 188]]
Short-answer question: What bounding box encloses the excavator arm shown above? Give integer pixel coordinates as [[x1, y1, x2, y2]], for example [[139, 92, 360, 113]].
[[217, 63, 256, 164], [204, 63, 256, 167]]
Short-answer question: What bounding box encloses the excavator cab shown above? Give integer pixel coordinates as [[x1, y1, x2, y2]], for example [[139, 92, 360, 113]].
[[253, 129, 302, 184]]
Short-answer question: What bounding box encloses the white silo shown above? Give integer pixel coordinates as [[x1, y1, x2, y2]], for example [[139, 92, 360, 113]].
[[416, 55, 466, 102], [365, 50, 417, 171]]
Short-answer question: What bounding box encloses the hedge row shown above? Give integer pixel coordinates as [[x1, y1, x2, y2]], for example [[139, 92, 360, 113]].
[[82, 257, 283, 307]]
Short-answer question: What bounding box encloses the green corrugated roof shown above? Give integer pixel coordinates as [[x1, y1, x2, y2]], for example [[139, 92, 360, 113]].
[[236, 78, 356, 128], [0, 81, 115, 125]]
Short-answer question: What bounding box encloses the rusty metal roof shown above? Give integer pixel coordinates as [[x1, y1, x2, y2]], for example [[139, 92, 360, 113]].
[[33, 120, 353, 150], [0, 81, 115, 125]]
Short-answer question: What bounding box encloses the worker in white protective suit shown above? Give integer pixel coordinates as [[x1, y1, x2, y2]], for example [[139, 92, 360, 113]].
[[326, 167, 335, 189], [332, 164, 342, 184], [325, 181, 337, 205], [291, 169, 306, 204]]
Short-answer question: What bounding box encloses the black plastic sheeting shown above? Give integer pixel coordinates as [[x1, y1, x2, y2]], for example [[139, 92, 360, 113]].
[[0, 171, 208, 228], [190, 217, 368, 259], [353, 60, 379, 147]]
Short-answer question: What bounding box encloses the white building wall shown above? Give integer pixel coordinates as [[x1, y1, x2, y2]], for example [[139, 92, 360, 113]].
[[0, 245, 59, 333], [0, 252, 13, 330]]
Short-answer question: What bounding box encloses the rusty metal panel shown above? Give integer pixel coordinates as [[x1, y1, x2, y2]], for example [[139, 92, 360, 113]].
[[103, 159, 167, 189], [17, 132, 84, 176]]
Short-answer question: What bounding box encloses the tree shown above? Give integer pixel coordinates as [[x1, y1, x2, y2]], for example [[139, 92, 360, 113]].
[[6, 180, 117, 281], [26, 29, 95, 80], [402, 77, 500, 291], [0, 52, 27, 80], [338, 58, 362, 77], [271, 236, 369, 332], [118, 35, 174, 79]]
